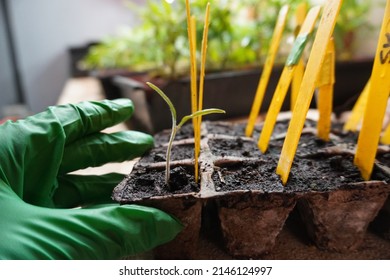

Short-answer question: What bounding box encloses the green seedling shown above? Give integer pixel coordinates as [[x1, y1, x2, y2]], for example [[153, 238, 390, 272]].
[[147, 82, 225, 185]]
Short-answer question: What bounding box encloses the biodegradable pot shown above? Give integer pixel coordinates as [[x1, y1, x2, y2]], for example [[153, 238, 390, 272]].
[[288, 131, 390, 252], [205, 128, 300, 258], [113, 142, 202, 259], [364, 152, 390, 240], [114, 176, 202, 259], [112, 119, 390, 259], [113, 121, 301, 258], [371, 197, 390, 240], [215, 120, 390, 256], [298, 181, 389, 252], [215, 191, 297, 258]]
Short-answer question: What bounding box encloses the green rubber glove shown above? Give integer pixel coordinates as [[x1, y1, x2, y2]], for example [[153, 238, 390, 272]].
[[0, 99, 182, 259]]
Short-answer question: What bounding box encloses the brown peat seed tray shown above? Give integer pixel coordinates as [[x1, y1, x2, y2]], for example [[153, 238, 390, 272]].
[[113, 120, 390, 259]]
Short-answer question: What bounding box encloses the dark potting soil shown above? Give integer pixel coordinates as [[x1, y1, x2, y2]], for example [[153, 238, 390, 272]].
[[114, 165, 200, 201], [138, 143, 194, 164], [205, 119, 298, 139], [113, 118, 390, 260], [211, 154, 382, 194], [377, 152, 390, 166], [205, 122, 248, 137], [212, 160, 284, 193], [209, 121, 390, 193], [208, 137, 262, 158], [154, 123, 195, 146]]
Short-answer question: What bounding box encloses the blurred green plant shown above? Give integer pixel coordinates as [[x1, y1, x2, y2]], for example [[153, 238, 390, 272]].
[[332, 0, 374, 60], [240, 0, 308, 60], [83, 28, 156, 70], [83, 0, 187, 77], [83, 0, 288, 78], [82, 0, 378, 78]]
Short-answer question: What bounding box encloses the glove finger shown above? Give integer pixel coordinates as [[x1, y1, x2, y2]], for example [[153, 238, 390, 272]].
[[1, 202, 182, 259], [0, 99, 134, 207], [54, 173, 125, 208], [72, 204, 183, 259], [60, 131, 153, 174], [51, 98, 134, 144]]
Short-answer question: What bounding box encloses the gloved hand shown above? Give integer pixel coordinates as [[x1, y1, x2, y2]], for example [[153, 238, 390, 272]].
[[0, 98, 182, 259]]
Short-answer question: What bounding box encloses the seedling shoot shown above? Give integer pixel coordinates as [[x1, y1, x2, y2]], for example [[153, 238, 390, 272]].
[[147, 82, 225, 185]]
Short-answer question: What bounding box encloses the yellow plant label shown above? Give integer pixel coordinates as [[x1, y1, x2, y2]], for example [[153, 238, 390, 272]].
[[291, 3, 308, 110], [316, 39, 335, 87], [186, 0, 200, 182], [198, 3, 210, 118], [245, 5, 289, 137], [258, 6, 321, 153], [195, 3, 210, 182], [186, 2, 197, 116], [343, 78, 371, 132], [354, 0, 390, 180], [317, 38, 335, 141], [277, 0, 343, 185], [295, 2, 308, 29], [258, 67, 295, 153], [292, 61, 305, 110]]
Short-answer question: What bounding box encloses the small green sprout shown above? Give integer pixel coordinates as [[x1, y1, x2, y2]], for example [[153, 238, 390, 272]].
[[147, 82, 225, 185]]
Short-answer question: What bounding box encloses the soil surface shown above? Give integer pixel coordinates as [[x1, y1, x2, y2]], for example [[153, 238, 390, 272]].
[[208, 121, 389, 194], [209, 138, 262, 158], [139, 143, 195, 164], [114, 165, 199, 201], [154, 123, 194, 145]]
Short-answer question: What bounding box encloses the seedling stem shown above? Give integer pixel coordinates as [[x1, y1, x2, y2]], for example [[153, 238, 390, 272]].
[[147, 82, 225, 185]]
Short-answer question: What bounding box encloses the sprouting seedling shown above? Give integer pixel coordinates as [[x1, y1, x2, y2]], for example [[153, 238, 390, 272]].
[[147, 82, 225, 185]]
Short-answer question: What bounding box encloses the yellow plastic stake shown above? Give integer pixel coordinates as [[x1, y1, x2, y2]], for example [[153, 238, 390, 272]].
[[292, 60, 305, 110], [190, 17, 197, 114], [245, 5, 290, 137], [354, 0, 390, 180], [191, 17, 197, 83], [191, 16, 201, 183], [343, 78, 371, 132], [382, 123, 390, 144], [185, 0, 200, 182], [195, 3, 210, 182], [198, 3, 210, 122], [291, 3, 307, 110], [277, 0, 343, 185], [316, 38, 335, 141], [295, 3, 308, 32], [258, 6, 321, 153]]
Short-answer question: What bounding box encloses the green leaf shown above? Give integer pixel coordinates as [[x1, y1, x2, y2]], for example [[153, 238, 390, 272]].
[[178, 108, 226, 128], [146, 82, 177, 122]]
